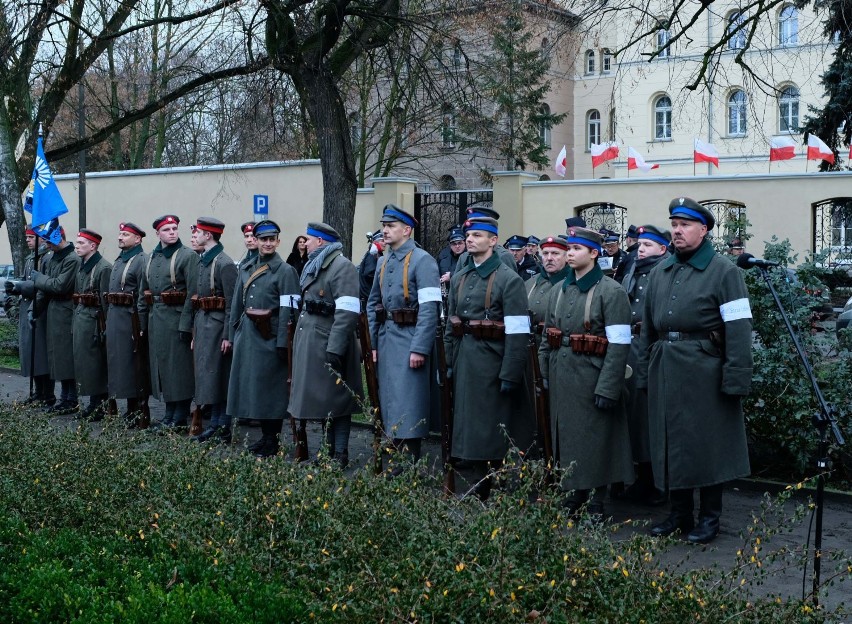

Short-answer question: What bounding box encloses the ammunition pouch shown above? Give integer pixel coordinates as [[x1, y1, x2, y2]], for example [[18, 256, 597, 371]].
[[449, 315, 464, 337], [569, 333, 609, 356], [106, 292, 134, 306], [245, 308, 274, 340], [144, 290, 186, 305], [546, 327, 563, 349], [304, 298, 336, 317], [192, 295, 226, 311], [466, 319, 505, 340], [390, 307, 418, 326], [73, 293, 100, 308], [534, 322, 545, 335], [375, 304, 387, 324]]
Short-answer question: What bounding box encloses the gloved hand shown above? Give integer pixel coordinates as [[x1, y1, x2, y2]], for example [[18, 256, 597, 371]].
[[178, 331, 192, 343], [594, 394, 617, 410], [542, 378, 549, 390], [446, 367, 453, 380], [3, 295, 13, 311], [326, 352, 344, 374], [4, 280, 20, 295], [500, 380, 520, 394], [30, 270, 42, 280], [27, 309, 35, 328], [277, 347, 288, 361]]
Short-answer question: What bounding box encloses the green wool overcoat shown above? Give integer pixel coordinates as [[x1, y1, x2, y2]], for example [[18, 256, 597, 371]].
[[145, 240, 198, 402], [72, 252, 111, 396], [636, 239, 752, 489], [539, 265, 634, 492], [32, 243, 78, 381], [444, 253, 533, 461], [16, 249, 50, 378]]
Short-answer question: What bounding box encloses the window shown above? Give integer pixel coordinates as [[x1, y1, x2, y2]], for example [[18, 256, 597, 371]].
[[453, 44, 463, 72], [727, 90, 747, 135], [585, 50, 596, 74], [601, 49, 612, 72], [438, 174, 457, 191], [441, 106, 456, 149], [539, 104, 552, 148], [727, 12, 746, 49], [609, 108, 616, 140], [656, 27, 671, 57], [587, 110, 601, 149], [349, 112, 361, 149], [779, 6, 798, 45], [778, 85, 799, 132], [540, 37, 550, 59], [654, 95, 672, 140]]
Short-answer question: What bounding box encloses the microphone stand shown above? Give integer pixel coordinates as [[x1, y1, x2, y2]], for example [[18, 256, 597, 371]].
[[754, 265, 845, 607]]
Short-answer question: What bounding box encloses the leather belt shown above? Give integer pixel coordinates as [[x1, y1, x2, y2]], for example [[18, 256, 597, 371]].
[[665, 331, 714, 341]]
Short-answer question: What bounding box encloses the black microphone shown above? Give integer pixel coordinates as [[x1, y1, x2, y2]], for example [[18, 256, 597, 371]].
[[736, 253, 780, 270]]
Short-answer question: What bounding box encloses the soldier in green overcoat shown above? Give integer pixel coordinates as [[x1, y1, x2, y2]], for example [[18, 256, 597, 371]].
[[227, 219, 301, 457], [455, 207, 517, 273], [190, 218, 238, 444], [71, 229, 112, 419], [30, 228, 79, 414], [145, 215, 199, 430], [238, 222, 259, 268], [289, 222, 363, 467], [444, 217, 532, 500], [527, 236, 571, 345], [637, 198, 753, 545], [539, 227, 633, 519]]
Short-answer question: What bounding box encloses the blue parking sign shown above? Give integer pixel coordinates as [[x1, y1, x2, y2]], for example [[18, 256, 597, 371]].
[[253, 195, 269, 217]]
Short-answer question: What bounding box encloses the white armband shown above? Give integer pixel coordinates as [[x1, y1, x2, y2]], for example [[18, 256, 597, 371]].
[[605, 324, 632, 345], [334, 296, 361, 314], [504, 315, 530, 335], [719, 298, 752, 322], [417, 287, 442, 303], [280, 294, 301, 308]]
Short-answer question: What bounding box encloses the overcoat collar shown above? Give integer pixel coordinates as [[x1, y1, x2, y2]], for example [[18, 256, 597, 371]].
[[462, 251, 500, 278], [119, 244, 143, 262], [200, 243, 223, 267], [387, 239, 415, 259], [536, 265, 570, 286], [80, 251, 102, 273], [662, 238, 715, 271], [563, 263, 604, 293], [152, 239, 184, 258], [52, 243, 74, 261]]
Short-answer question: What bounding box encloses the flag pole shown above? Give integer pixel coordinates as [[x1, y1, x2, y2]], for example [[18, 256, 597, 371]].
[[28, 123, 45, 400]]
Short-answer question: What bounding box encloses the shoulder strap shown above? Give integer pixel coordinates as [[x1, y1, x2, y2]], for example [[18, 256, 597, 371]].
[[170, 248, 179, 288], [402, 250, 413, 303], [209, 258, 217, 293], [242, 264, 269, 303], [121, 254, 138, 290], [484, 272, 497, 311], [379, 256, 388, 290], [145, 253, 153, 282], [583, 282, 598, 331]]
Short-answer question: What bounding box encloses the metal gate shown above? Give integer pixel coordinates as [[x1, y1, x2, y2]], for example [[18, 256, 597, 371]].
[[413, 189, 493, 258], [699, 199, 747, 252], [813, 197, 852, 266], [574, 202, 627, 239]]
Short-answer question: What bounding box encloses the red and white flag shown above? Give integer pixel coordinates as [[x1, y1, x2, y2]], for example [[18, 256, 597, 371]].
[[590, 141, 619, 168], [554, 145, 567, 177], [694, 138, 719, 167], [807, 134, 835, 164], [769, 136, 797, 161], [627, 147, 659, 172]]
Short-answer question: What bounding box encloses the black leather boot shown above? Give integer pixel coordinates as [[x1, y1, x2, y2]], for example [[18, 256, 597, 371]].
[[651, 488, 695, 537], [688, 484, 723, 544], [191, 427, 219, 443]]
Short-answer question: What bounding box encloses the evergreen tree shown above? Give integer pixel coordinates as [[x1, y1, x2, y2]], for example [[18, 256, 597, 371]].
[[458, 0, 566, 173]]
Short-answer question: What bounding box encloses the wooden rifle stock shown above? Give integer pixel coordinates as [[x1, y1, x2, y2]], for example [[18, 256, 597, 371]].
[[357, 312, 383, 475], [529, 331, 554, 482], [287, 317, 309, 462], [189, 405, 203, 436], [435, 319, 455, 495]]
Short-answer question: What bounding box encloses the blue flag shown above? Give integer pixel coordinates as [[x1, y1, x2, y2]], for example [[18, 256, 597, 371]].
[[24, 136, 68, 245]]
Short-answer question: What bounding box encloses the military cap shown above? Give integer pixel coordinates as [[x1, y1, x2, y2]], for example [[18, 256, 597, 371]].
[[447, 227, 465, 243], [668, 197, 715, 230], [240, 221, 255, 234], [466, 206, 500, 220], [119, 222, 146, 238], [505, 235, 528, 250], [540, 235, 569, 251], [153, 215, 179, 230], [564, 226, 603, 253], [728, 237, 744, 250], [565, 216, 587, 229], [370, 230, 384, 243], [196, 217, 225, 234], [380, 204, 418, 228], [252, 219, 280, 238], [25, 224, 36, 236], [463, 217, 498, 235], [527, 235, 541, 246], [626, 224, 639, 238], [637, 224, 671, 246], [78, 228, 102, 244], [307, 222, 341, 242], [599, 228, 620, 243]]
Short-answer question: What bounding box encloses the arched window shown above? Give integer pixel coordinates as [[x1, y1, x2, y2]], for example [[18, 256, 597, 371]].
[[778, 85, 800, 132], [441, 105, 456, 149], [727, 12, 746, 49], [779, 6, 798, 45], [539, 174, 551, 181], [653, 95, 672, 140], [587, 110, 601, 149], [539, 103, 552, 148], [656, 27, 671, 57], [727, 90, 747, 135], [601, 49, 612, 73], [438, 174, 457, 190], [585, 50, 596, 74], [540, 37, 550, 59]]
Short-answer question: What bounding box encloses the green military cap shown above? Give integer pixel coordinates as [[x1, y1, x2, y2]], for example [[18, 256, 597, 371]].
[[539, 235, 569, 251], [668, 197, 716, 230]]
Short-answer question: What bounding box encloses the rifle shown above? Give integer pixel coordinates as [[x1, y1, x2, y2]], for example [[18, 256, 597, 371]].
[[435, 317, 455, 495], [130, 307, 151, 428], [529, 319, 554, 483], [189, 405, 203, 436], [357, 311, 383, 475], [287, 315, 309, 462]]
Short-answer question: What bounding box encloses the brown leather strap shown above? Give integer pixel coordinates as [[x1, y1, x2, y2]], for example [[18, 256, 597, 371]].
[[583, 282, 598, 332], [456, 272, 468, 301], [484, 272, 497, 311], [402, 251, 412, 303], [242, 264, 269, 303]]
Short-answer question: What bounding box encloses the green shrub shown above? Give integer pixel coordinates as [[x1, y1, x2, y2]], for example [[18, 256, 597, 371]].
[[0, 406, 847, 621]]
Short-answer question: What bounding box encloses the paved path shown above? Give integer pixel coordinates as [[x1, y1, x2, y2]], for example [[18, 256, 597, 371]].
[[1, 367, 850, 613]]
